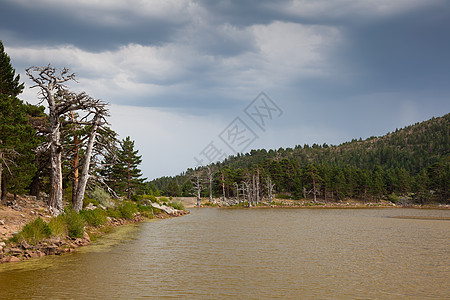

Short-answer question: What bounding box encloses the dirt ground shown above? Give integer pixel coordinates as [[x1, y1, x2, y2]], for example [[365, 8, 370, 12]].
[[0, 194, 52, 241]]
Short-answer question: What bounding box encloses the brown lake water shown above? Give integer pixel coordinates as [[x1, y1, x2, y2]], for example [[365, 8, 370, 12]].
[[1, 208, 449, 299]]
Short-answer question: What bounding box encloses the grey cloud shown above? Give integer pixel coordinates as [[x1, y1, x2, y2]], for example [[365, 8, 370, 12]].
[[0, 1, 183, 51]]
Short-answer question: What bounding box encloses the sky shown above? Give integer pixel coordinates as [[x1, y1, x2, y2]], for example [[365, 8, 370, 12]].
[[1, 0, 449, 180]]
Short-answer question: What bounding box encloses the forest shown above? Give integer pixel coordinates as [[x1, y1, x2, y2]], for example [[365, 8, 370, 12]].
[[150, 113, 449, 205]]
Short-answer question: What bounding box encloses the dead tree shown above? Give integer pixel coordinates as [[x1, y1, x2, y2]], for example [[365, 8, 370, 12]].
[[233, 182, 239, 203], [243, 181, 252, 207], [191, 172, 203, 206], [266, 177, 275, 203], [70, 97, 109, 212], [256, 168, 260, 205], [221, 171, 226, 203], [206, 166, 214, 202], [27, 66, 110, 214]]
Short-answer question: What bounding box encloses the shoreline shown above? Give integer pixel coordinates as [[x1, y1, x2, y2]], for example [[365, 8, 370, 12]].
[[192, 198, 450, 210], [0, 196, 189, 264]]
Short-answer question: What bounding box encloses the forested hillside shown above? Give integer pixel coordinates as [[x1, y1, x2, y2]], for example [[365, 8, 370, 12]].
[[150, 113, 449, 204]]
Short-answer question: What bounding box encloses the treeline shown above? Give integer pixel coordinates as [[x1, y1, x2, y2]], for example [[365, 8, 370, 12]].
[[151, 113, 449, 204], [0, 41, 147, 214]]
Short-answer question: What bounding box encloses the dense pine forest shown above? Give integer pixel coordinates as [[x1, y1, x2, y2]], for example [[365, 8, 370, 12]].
[[150, 113, 449, 205]]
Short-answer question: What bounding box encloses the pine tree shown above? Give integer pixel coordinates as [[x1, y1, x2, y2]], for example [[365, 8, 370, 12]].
[[0, 41, 24, 97], [115, 136, 146, 199], [0, 41, 37, 203]]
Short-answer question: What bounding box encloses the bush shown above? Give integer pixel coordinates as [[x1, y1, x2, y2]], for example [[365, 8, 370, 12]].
[[133, 194, 157, 205], [65, 210, 86, 238], [106, 207, 122, 219], [276, 193, 293, 200], [137, 205, 154, 218], [152, 207, 162, 215], [13, 217, 52, 245], [118, 202, 138, 219], [48, 215, 68, 238], [86, 187, 112, 208], [80, 209, 107, 227], [168, 199, 185, 211], [159, 197, 169, 204], [387, 193, 399, 203]]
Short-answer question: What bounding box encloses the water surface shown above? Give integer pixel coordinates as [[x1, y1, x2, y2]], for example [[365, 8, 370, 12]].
[[1, 208, 449, 299]]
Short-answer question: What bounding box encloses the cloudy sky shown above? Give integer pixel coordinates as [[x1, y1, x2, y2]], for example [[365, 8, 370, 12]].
[[1, 0, 449, 179]]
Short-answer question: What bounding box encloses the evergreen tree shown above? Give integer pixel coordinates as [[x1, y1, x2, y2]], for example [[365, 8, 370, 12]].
[[115, 136, 146, 199], [0, 41, 37, 203], [0, 41, 24, 97]]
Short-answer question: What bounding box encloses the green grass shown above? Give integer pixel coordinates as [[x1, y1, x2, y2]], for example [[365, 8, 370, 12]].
[[11, 217, 52, 245], [48, 214, 68, 238], [80, 209, 107, 227], [65, 209, 86, 238], [118, 202, 138, 219]]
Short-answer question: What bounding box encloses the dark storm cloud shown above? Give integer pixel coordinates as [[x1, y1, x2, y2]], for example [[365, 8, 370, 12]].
[[198, 0, 291, 26], [339, 3, 450, 94], [0, 1, 181, 51]]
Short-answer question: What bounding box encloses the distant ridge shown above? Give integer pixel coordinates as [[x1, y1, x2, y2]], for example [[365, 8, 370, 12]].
[[149, 113, 449, 204]]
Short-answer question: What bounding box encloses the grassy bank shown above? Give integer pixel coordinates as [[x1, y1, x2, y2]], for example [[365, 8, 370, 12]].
[[0, 200, 188, 263]]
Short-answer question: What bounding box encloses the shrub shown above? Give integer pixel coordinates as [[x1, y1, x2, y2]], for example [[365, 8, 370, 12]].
[[13, 217, 52, 245], [133, 194, 157, 205], [152, 207, 162, 215], [86, 187, 112, 208], [119, 202, 138, 219], [83, 197, 100, 208], [65, 210, 86, 238], [168, 199, 185, 211], [159, 196, 169, 204], [80, 209, 107, 227], [276, 193, 293, 200], [48, 215, 68, 238], [387, 193, 399, 203], [106, 207, 122, 219]]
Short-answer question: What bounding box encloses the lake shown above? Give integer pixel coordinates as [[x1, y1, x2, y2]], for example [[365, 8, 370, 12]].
[[1, 208, 449, 299]]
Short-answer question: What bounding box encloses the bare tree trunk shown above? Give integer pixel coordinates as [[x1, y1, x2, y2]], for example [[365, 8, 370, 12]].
[[207, 166, 213, 202], [251, 174, 256, 206], [244, 181, 251, 207], [72, 134, 80, 208], [196, 177, 201, 206], [221, 172, 225, 203], [256, 168, 260, 205], [312, 177, 317, 203], [48, 106, 64, 214], [234, 182, 239, 203], [73, 123, 98, 212], [192, 174, 202, 206]]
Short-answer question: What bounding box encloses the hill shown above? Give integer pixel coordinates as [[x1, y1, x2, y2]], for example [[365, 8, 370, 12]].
[[150, 113, 449, 204]]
